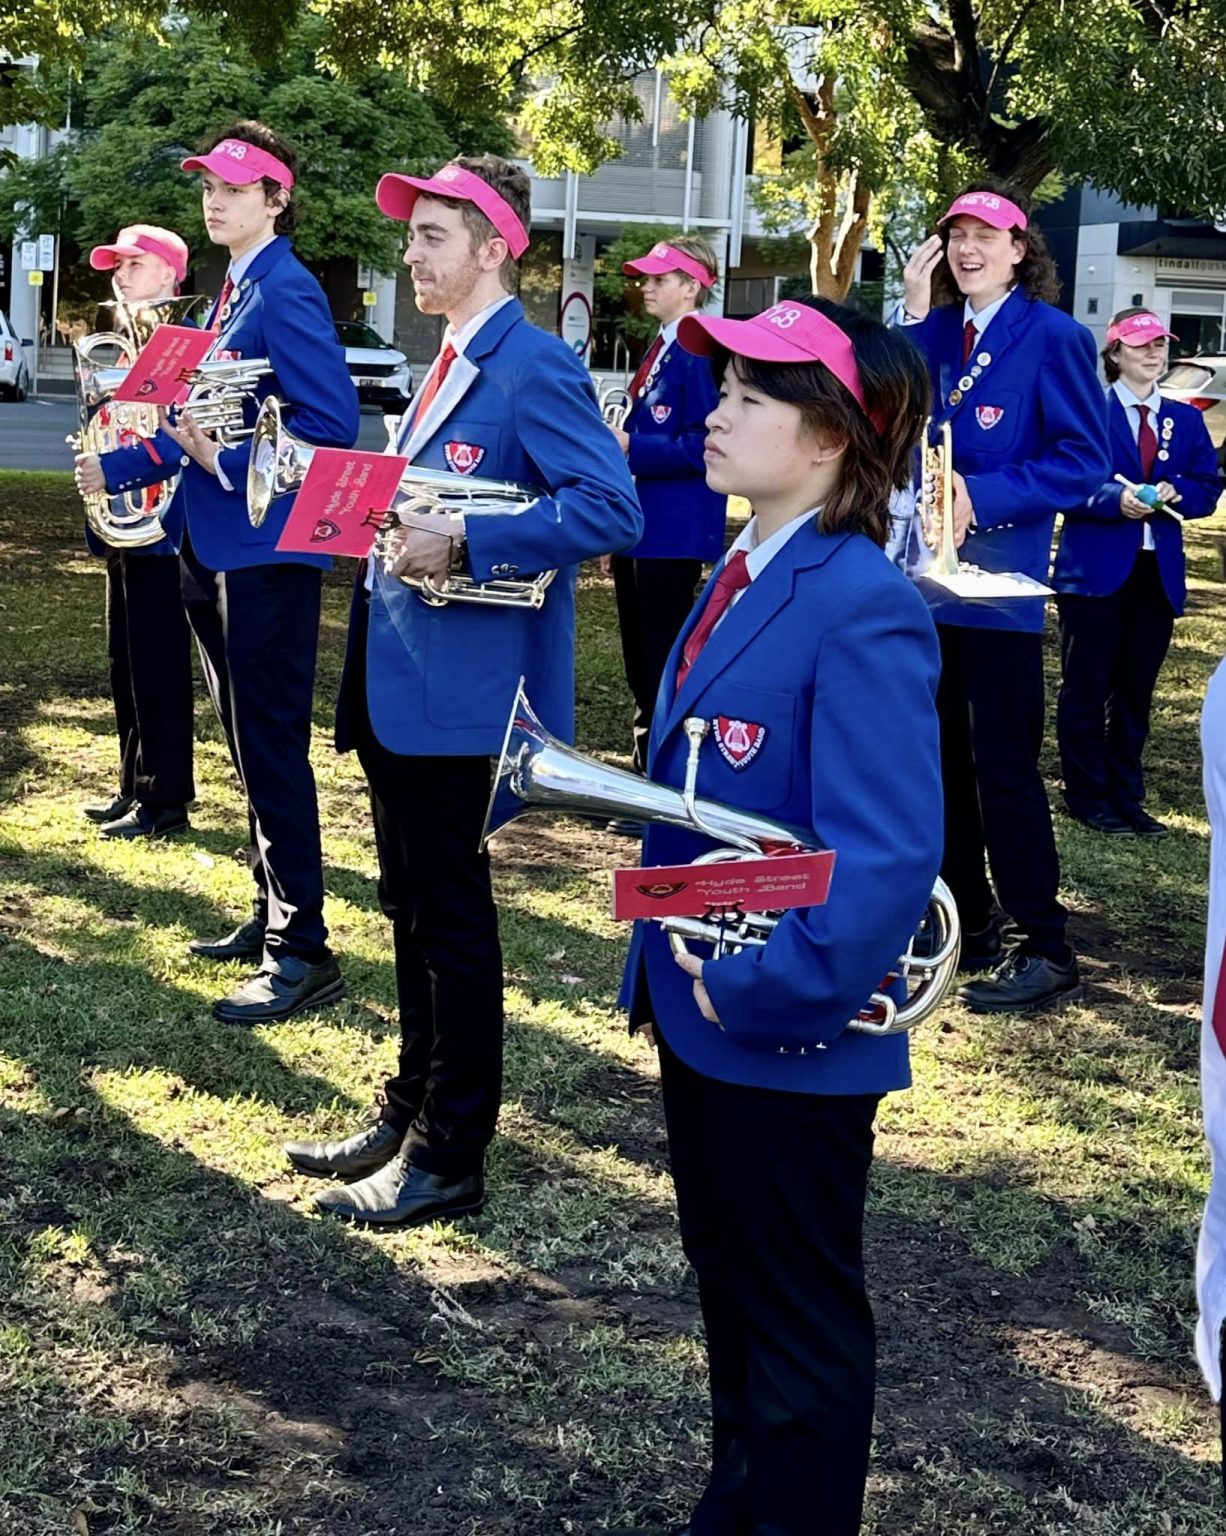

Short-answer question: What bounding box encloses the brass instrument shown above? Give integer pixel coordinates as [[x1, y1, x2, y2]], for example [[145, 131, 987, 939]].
[[599, 384, 633, 429], [247, 397, 557, 610], [69, 296, 203, 548], [484, 683, 961, 1036]]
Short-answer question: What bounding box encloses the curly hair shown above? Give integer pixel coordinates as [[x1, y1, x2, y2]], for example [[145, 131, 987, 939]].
[[930, 181, 1060, 307], [201, 120, 299, 237]]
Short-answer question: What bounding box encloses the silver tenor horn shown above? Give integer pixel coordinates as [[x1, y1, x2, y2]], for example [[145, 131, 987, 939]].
[[247, 396, 557, 609], [484, 683, 961, 1036]]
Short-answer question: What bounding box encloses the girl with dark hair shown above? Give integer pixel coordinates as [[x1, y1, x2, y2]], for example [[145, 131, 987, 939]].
[[898, 183, 1110, 1014], [615, 297, 943, 1536], [1053, 308, 1220, 836]]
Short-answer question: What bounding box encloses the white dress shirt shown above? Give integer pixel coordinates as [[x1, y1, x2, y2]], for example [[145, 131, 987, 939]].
[[1113, 379, 1164, 551]]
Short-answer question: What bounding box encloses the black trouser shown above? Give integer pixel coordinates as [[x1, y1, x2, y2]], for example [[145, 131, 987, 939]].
[[658, 1034, 880, 1536], [1056, 553, 1175, 819], [180, 534, 327, 961], [937, 623, 1068, 961], [353, 701, 503, 1179], [104, 548, 195, 809], [612, 553, 702, 772]]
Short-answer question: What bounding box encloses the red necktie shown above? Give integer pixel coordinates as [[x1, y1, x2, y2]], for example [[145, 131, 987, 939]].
[[410, 341, 458, 431], [1137, 403, 1158, 480], [676, 550, 752, 693], [962, 319, 977, 365], [211, 275, 234, 335], [629, 335, 664, 400]]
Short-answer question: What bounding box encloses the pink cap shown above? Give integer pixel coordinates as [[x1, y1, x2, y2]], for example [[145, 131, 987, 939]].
[[939, 191, 1028, 232], [1106, 311, 1177, 347], [678, 301, 883, 433], [180, 137, 295, 189], [623, 241, 715, 288], [89, 224, 189, 285], [375, 164, 529, 259]]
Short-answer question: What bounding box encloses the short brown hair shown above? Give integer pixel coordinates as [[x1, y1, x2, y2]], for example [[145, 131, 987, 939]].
[[203, 120, 299, 237], [440, 154, 531, 294], [1101, 306, 1156, 382], [931, 181, 1060, 308], [667, 234, 719, 308]]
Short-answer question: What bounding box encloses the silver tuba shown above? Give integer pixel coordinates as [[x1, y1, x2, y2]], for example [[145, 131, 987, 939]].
[[69, 295, 204, 548], [246, 396, 557, 609], [483, 683, 961, 1036]]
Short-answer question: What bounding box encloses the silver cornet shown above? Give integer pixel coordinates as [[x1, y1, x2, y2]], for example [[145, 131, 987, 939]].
[[247, 397, 557, 609], [484, 683, 961, 1036]]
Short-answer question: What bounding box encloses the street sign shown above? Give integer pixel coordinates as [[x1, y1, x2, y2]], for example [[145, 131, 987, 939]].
[[28, 271, 44, 287], [20, 240, 36, 271], [38, 234, 55, 271]]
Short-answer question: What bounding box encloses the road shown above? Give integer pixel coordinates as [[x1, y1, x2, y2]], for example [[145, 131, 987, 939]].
[[0, 398, 395, 472]]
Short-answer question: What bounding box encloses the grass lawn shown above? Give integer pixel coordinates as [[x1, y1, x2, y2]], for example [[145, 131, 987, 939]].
[[1, 467, 1225, 1534]]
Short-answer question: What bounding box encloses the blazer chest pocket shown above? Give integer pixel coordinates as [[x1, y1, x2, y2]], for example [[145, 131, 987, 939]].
[[695, 684, 796, 815], [956, 389, 1022, 455]]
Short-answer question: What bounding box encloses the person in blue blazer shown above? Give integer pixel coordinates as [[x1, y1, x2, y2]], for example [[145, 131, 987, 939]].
[[73, 225, 197, 841], [610, 296, 941, 1536], [282, 155, 641, 1228], [1054, 308, 1221, 837], [899, 183, 1110, 1014], [603, 236, 727, 782], [107, 121, 359, 1025]]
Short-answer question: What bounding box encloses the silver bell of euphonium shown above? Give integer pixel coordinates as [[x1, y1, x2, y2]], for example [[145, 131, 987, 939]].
[[599, 383, 633, 429], [246, 396, 558, 609], [68, 295, 207, 549], [483, 682, 961, 1036]]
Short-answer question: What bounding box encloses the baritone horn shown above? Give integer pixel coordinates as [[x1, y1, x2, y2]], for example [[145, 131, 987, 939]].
[[246, 397, 557, 609], [484, 683, 961, 1036]]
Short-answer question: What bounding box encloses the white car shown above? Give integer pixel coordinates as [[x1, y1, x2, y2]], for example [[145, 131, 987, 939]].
[[336, 320, 414, 408], [0, 310, 31, 401]]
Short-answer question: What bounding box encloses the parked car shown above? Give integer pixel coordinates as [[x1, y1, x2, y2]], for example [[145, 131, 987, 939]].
[[336, 320, 414, 408], [1160, 356, 1226, 477], [0, 310, 31, 402]]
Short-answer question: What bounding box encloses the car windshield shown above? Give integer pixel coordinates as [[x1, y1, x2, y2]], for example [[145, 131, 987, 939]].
[[336, 321, 390, 350], [1162, 363, 1217, 391]]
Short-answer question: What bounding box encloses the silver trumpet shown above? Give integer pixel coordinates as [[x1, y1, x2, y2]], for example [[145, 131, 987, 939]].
[[484, 683, 961, 1036], [247, 396, 557, 609], [599, 383, 633, 429]]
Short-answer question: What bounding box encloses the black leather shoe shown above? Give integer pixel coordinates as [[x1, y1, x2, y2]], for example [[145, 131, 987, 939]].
[[213, 953, 344, 1025], [1126, 808, 1168, 839], [188, 918, 266, 962], [1071, 809, 1134, 836], [956, 950, 1082, 1014], [958, 922, 1004, 974], [99, 804, 189, 840], [314, 1158, 483, 1228], [285, 1119, 404, 1180], [84, 791, 135, 824]]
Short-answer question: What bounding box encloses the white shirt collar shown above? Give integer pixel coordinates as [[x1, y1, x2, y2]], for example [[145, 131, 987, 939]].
[[1113, 378, 1163, 415], [445, 293, 515, 358], [658, 317, 681, 352], [726, 509, 817, 582], [963, 287, 1014, 336], [227, 234, 278, 286]]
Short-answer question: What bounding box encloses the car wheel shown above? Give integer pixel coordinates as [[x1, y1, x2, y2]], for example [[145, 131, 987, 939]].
[[14, 373, 27, 403]]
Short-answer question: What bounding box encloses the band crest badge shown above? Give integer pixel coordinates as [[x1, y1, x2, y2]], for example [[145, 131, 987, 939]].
[[309, 518, 341, 542], [651, 404, 672, 423], [444, 441, 486, 475], [975, 405, 1004, 430], [713, 717, 765, 769]]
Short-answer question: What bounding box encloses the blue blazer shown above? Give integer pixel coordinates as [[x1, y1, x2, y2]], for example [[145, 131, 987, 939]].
[[100, 236, 359, 573], [905, 291, 1110, 632], [619, 522, 943, 1096], [337, 298, 642, 757], [625, 340, 726, 561], [1053, 392, 1220, 614]]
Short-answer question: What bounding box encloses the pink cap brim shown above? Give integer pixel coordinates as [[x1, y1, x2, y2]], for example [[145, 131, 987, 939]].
[[1108, 317, 1177, 346], [376, 168, 529, 259], [679, 312, 818, 365], [939, 192, 1028, 232], [90, 243, 146, 271], [180, 139, 294, 189], [623, 244, 715, 288]]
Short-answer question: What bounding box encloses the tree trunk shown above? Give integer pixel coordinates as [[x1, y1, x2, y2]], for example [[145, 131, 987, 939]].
[[792, 79, 871, 301]]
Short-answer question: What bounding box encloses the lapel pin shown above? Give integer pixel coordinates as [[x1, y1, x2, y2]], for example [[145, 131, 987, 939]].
[[949, 388, 963, 405], [976, 351, 992, 367], [958, 375, 975, 392]]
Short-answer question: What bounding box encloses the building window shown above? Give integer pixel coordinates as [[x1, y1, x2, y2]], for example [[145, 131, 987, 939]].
[[726, 277, 779, 316], [1166, 287, 1226, 357]]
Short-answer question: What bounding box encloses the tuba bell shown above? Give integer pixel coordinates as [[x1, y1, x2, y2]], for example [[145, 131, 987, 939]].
[[247, 396, 557, 609], [599, 384, 633, 430], [484, 683, 961, 1036]]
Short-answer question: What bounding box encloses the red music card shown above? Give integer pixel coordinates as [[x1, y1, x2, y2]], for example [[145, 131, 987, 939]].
[[611, 850, 836, 922], [275, 448, 408, 557], [111, 325, 216, 406]]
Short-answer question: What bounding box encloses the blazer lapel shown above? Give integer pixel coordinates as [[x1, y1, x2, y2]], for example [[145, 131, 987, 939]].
[[938, 288, 1028, 426], [1107, 392, 1142, 480], [401, 353, 481, 459]]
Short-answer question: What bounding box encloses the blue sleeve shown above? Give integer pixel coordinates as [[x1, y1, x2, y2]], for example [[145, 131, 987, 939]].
[[1167, 409, 1222, 521], [100, 428, 185, 495], [215, 273, 359, 491], [463, 344, 643, 580], [701, 581, 943, 1049], [966, 324, 1111, 528], [626, 355, 718, 480]]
